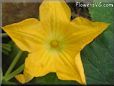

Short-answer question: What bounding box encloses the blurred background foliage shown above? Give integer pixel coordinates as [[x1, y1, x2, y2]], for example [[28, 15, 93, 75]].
[[2, 0, 114, 85]]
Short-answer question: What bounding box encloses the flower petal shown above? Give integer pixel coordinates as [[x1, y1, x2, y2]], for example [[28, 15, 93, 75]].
[[56, 50, 86, 84], [3, 18, 45, 52], [75, 53, 86, 84], [24, 50, 56, 78], [68, 17, 109, 51], [40, 0, 71, 23], [15, 69, 33, 84]]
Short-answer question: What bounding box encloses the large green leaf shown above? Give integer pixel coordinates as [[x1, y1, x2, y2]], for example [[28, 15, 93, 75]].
[[81, 2, 114, 85], [29, 73, 78, 85]]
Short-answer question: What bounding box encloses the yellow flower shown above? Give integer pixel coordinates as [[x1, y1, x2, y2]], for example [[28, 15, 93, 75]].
[[3, 0, 109, 85]]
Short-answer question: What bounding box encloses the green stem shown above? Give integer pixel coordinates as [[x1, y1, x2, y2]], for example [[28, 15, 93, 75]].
[[4, 51, 23, 77], [2, 80, 17, 85], [0, 27, 8, 37], [0, 44, 11, 52], [3, 64, 24, 81], [0, 33, 8, 37], [0, 27, 2, 30]]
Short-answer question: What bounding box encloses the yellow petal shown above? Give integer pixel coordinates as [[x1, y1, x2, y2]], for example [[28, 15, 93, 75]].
[[39, 0, 71, 34], [3, 18, 45, 52], [15, 68, 33, 84], [75, 53, 86, 84], [24, 50, 56, 77], [56, 50, 86, 84], [40, 0, 71, 23], [68, 17, 109, 50]]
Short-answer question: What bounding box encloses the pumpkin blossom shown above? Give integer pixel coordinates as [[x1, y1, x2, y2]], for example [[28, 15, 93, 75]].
[[3, 0, 109, 85]]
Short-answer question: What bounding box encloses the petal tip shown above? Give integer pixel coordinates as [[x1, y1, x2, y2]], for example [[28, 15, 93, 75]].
[[15, 74, 26, 84]]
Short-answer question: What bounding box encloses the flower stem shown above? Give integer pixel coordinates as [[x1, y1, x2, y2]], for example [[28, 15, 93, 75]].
[[0, 33, 8, 37], [3, 64, 24, 81], [4, 51, 23, 77], [0, 43, 11, 52]]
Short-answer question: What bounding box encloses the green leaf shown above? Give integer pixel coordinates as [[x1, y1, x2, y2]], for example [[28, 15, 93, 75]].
[[81, 2, 114, 85], [89, 1, 114, 32], [29, 73, 78, 85]]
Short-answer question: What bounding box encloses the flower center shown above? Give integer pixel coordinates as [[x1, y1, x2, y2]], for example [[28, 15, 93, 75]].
[[50, 40, 59, 48]]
